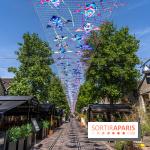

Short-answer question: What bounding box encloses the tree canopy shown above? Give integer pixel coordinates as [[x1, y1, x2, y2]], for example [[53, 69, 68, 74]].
[[75, 80, 99, 112], [8, 32, 55, 101], [48, 76, 70, 113], [8, 32, 70, 112], [76, 21, 142, 121]]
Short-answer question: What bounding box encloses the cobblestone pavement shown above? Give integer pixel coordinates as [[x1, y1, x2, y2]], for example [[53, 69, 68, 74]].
[[31, 119, 115, 150]]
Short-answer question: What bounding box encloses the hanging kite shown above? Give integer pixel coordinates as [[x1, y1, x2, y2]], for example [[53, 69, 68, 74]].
[[40, 0, 60, 9], [76, 43, 93, 50], [54, 35, 68, 42], [46, 16, 72, 31], [75, 22, 101, 34], [56, 43, 68, 48], [74, 2, 100, 21], [68, 34, 89, 43]]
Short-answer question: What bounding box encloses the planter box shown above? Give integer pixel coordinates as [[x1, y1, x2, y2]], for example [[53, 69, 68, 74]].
[[17, 138, 24, 150], [44, 128, 47, 137], [47, 127, 49, 136], [24, 134, 32, 150], [39, 129, 44, 140], [6, 141, 17, 150]]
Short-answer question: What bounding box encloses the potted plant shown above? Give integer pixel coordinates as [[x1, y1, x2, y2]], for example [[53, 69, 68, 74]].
[[39, 121, 48, 139], [17, 125, 25, 150], [49, 122, 53, 134], [43, 121, 47, 136], [20, 124, 33, 150], [45, 121, 50, 135], [39, 121, 44, 139], [43, 121, 48, 137], [6, 126, 21, 150]]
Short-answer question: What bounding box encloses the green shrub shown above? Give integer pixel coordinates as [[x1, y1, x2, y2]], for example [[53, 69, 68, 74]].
[[7, 126, 21, 142], [114, 141, 125, 150], [39, 121, 50, 129], [20, 124, 33, 139]]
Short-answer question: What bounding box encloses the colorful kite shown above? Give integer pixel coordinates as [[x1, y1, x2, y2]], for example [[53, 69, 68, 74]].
[[68, 34, 89, 43], [46, 16, 72, 30], [56, 43, 68, 48], [40, 0, 60, 9], [75, 22, 101, 34], [75, 3, 100, 21], [54, 35, 68, 41], [76, 43, 93, 50]]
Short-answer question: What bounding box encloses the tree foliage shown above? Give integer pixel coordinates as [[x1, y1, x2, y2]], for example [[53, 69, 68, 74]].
[[8, 32, 70, 112], [77, 21, 142, 121], [8, 32, 55, 101], [48, 76, 70, 113], [85, 21, 141, 101], [75, 80, 99, 112]]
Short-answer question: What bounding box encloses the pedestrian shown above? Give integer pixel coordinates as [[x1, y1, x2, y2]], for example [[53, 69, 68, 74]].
[[69, 115, 70, 122]]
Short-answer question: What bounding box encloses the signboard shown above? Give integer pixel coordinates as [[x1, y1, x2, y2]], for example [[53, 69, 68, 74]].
[[81, 117, 86, 127], [88, 122, 141, 141], [31, 118, 40, 132], [31, 98, 38, 106], [62, 117, 65, 123], [0, 131, 7, 150]]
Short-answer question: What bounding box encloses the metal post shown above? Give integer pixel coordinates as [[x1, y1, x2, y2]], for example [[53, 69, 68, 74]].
[[27, 101, 31, 123], [35, 132, 36, 146], [3, 131, 7, 150]]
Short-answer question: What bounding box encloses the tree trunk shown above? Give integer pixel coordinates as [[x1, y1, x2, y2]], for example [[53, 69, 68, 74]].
[[110, 97, 114, 122]]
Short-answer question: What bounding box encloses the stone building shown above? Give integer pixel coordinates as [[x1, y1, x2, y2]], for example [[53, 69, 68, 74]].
[[137, 75, 150, 113], [0, 78, 14, 96]]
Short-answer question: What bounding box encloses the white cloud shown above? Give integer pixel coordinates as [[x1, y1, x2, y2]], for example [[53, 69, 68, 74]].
[[132, 27, 150, 39], [137, 28, 150, 38], [127, 0, 149, 11]]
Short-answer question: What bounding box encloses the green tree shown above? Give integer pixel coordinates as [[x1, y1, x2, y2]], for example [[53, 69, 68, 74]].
[[84, 21, 142, 121], [48, 76, 70, 112], [8, 32, 55, 102], [75, 80, 99, 112]]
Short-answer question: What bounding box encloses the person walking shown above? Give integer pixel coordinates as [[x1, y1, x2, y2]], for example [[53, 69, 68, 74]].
[[69, 115, 70, 122]]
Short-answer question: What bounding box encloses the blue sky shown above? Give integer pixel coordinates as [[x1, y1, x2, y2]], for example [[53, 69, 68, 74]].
[[1, 0, 150, 78], [1, 0, 150, 110]]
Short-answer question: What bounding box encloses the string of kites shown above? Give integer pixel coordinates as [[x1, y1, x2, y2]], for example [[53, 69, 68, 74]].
[[29, 0, 127, 112]]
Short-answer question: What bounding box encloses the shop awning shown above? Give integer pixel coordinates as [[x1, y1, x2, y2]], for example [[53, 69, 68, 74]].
[[89, 104, 131, 112], [0, 100, 26, 113], [0, 96, 35, 101], [40, 103, 55, 111], [0, 96, 38, 114]]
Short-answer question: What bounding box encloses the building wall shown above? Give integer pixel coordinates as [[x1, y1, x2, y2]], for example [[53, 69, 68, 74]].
[[138, 76, 150, 123], [140, 77, 150, 94], [99, 97, 110, 104]]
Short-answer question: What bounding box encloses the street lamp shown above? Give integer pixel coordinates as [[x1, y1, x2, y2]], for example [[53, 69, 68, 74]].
[[95, 101, 98, 104], [142, 64, 150, 74], [141, 60, 150, 84], [4, 91, 8, 96]]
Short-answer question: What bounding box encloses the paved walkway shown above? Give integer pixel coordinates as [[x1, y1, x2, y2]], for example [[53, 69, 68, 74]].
[[31, 119, 115, 150]]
